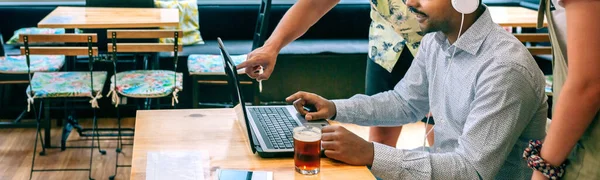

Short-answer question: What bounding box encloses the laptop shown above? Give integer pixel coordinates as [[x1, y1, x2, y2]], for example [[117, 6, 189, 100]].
[[218, 38, 328, 158]]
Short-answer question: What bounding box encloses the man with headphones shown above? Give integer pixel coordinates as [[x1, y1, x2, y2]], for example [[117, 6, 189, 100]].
[[286, 0, 548, 179], [237, 0, 436, 149]]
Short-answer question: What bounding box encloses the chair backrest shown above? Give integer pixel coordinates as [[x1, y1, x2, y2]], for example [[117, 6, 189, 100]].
[[19, 34, 99, 56], [252, 0, 272, 50], [514, 33, 551, 55], [107, 29, 183, 80], [107, 29, 183, 53]]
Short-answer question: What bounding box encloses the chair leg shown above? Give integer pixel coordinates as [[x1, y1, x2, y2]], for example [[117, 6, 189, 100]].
[[145, 98, 152, 110], [88, 109, 97, 180], [110, 107, 121, 180], [57, 100, 68, 127], [93, 111, 106, 155], [156, 98, 160, 110], [144, 98, 149, 110], [29, 118, 45, 180], [14, 110, 27, 123], [29, 100, 45, 180], [0, 85, 33, 126], [38, 100, 46, 153], [44, 99, 51, 148], [61, 121, 71, 151], [192, 76, 199, 108], [0, 84, 4, 111]]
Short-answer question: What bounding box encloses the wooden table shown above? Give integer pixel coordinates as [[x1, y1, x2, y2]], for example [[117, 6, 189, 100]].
[[38, 6, 179, 29], [38, 6, 540, 29], [35, 6, 178, 147], [489, 6, 547, 28], [131, 109, 376, 180]]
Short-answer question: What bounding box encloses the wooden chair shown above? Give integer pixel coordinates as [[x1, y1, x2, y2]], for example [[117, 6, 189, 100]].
[[514, 33, 552, 55], [19, 33, 106, 180], [513, 33, 553, 97], [0, 32, 66, 127], [105, 29, 183, 180], [188, 0, 271, 108]]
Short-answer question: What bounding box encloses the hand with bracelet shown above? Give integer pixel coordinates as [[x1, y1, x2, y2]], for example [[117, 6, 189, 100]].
[[522, 140, 567, 179], [525, 0, 600, 179]]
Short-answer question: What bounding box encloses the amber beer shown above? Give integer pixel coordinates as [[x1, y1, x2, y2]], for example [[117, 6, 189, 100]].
[[293, 126, 321, 175]]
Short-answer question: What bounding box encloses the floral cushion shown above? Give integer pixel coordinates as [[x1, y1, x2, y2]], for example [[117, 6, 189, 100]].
[[6, 27, 65, 44], [111, 70, 183, 98], [188, 54, 247, 75], [27, 71, 107, 98], [0, 55, 65, 74], [155, 0, 204, 45]]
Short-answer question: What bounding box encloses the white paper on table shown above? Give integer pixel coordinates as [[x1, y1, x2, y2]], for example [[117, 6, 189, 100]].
[[146, 150, 210, 180]]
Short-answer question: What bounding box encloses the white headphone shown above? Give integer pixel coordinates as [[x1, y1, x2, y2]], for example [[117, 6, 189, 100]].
[[451, 0, 480, 14]]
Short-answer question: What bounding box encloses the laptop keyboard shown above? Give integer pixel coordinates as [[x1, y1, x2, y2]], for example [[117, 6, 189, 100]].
[[250, 107, 299, 149]]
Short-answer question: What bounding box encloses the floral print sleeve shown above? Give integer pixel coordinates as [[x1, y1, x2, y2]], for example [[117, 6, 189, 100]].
[[369, 0, 423, 72]]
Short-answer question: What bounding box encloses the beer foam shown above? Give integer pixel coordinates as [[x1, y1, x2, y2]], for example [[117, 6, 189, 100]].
[[294, 129, 321, 142]]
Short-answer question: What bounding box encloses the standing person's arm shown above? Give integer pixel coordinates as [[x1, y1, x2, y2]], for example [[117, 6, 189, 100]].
[[236, 0, 340, 80], [533, 1, 600, 179]]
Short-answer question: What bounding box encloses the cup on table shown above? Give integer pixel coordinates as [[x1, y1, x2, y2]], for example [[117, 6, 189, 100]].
[[293, 126, 321, 175]]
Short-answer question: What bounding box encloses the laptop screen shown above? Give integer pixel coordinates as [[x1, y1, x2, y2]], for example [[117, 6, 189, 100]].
[[218, 38, 257, 154]]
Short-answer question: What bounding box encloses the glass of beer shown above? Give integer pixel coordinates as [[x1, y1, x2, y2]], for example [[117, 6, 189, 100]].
[[293, 126, 321, 175]]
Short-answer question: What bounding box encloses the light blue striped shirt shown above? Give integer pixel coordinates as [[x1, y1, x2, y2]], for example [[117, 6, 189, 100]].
[[332, 6, 547, 180]]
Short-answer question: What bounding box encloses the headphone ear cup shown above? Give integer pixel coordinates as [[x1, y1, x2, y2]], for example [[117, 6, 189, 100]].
[[452, 0, 479, 14]]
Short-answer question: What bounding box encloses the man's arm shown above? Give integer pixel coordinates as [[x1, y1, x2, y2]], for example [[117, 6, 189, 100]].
[[330, 37, 431, 126], [262, 0, 340, 52], [534, 1, 600, 179], [370, 64, 544, 179], [237, 0, 340, 79]]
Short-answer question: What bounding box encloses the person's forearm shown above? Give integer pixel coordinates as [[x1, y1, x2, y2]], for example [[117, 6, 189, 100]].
[[539, 0, 600, 166], [331, 90, 425, 126], [263, 0, 339, 52], [371, 143, 480, 179]]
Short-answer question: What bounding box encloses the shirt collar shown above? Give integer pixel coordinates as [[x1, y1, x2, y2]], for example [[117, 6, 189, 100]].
[[434, 5, 494, 55]]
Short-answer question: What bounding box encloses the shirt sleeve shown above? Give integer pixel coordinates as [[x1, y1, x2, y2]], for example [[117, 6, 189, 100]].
[[331, 36, 431, 126], [369, 63, 544, 179]]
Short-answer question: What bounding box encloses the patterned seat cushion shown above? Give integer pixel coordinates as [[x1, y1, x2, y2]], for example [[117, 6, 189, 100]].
[[0, 55, 65, 74], [27, 71, 107, 98], [188, 54, 247, 75], [111, 70, 183, 98]]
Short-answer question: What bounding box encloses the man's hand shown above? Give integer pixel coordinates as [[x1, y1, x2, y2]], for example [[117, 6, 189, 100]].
[[321, 125, 374, 166], [236, 46, 278, 80], [285, 91, 336, 121]]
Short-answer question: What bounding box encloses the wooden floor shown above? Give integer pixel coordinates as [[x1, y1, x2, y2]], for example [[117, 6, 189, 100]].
[[0, 117, 136, 180], [0, 117, 426, 180]]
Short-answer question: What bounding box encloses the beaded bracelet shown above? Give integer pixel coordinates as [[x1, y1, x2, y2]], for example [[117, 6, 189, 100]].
[[522, 140, 567, 180]]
